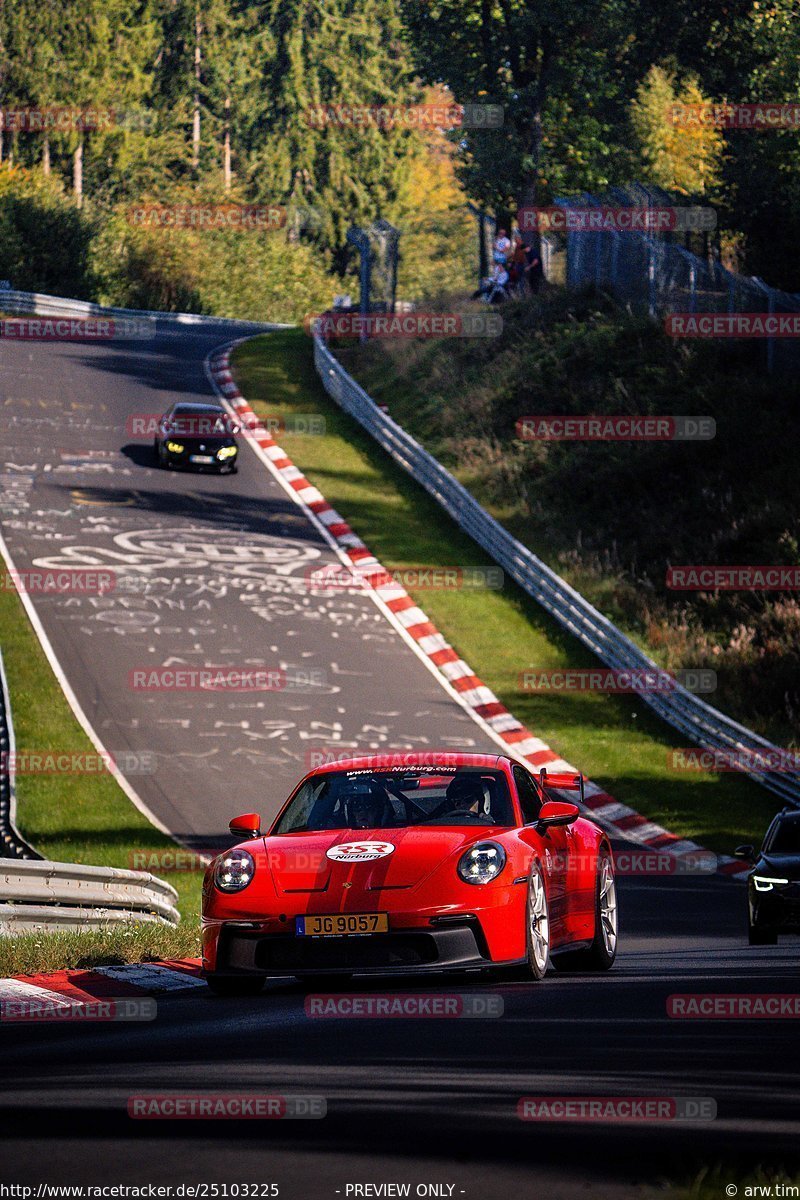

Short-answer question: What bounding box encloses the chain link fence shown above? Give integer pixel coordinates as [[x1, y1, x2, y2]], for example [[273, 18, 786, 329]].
[[553, 183, 800, 375]]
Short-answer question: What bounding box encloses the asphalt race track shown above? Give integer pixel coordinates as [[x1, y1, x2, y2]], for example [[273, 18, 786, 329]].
[[0, 318, 498, 847], [0, 321, 798, 1194], [2, 868, 799, 1193]]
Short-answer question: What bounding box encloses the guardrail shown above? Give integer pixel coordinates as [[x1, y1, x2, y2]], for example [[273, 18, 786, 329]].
[[0, 859, 180, 934], [0, 287, 290, 330], [313, 332, 800, 808], [0, 649, 41, 860], [0, 649, 180, 930]]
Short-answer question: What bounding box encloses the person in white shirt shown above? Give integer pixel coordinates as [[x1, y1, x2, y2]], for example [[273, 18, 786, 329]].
[[494, 228, 512, 264]]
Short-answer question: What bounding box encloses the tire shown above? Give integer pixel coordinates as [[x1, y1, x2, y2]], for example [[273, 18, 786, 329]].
[[525, 860, 550, 980], [153, 439, 161, 466], [206, 975, 265, 997], [553, 851, 618, 972], [749, 924, 778, 946]]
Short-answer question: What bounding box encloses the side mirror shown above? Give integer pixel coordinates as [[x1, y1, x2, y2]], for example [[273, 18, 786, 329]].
[[733, 844, 755, 862], [229, 813, 261, 839], [538, 801, 580, 829]]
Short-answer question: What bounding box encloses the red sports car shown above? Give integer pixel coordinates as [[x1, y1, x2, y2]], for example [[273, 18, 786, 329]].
[[201, 752, 618, 995]]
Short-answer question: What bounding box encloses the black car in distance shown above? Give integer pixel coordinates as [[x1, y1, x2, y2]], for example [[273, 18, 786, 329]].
[[735, 808, 800, 944], [154, 402, 240, 473]]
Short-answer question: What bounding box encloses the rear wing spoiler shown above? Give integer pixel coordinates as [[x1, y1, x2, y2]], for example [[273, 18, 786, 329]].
[[538, 768, 585, 807]]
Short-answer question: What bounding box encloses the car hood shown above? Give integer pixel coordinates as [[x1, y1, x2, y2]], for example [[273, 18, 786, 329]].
[[757, 854, 800, 881], [166, 435, 235, 449], [262, 827, 506, 895]]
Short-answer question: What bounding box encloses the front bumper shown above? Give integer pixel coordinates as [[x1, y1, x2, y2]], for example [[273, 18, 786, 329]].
[[161, 444, 237, 470], [206, 918, 520, 977], [750, 884, 800, 932]]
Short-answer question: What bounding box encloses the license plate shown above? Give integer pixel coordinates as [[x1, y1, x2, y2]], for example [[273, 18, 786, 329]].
[[296, 913, 389, 937], [190, 454, 214, 464]]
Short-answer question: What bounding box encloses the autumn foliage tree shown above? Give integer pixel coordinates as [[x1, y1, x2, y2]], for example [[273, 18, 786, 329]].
[[630, 65, 723, 197]]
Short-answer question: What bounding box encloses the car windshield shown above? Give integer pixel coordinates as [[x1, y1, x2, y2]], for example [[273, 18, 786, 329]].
[[766, 815, 800, 854], [168, 407, 233, 437], [272, 768, 515, 833]]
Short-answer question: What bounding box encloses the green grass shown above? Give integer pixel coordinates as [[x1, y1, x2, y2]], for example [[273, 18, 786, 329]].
[[232, 329, 778, 855], [0, 581, 202, 972], [0, 922, 198, 978]]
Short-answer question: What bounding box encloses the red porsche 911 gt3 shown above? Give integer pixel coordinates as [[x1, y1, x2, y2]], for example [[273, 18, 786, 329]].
[[201, 752, 618, 995]]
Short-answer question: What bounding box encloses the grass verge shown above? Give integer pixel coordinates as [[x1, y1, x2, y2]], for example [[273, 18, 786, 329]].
[[0, 581, 202, 973], [0, 922, 197, 978], [232, 329, 778, 855]]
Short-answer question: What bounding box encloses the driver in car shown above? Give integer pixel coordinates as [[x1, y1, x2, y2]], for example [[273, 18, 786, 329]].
[[343, 781, 391, 829], [435, 774, 491, 820]]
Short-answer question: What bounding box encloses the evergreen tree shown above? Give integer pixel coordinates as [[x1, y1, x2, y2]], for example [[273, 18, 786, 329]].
[[250, 0, 416, 272]]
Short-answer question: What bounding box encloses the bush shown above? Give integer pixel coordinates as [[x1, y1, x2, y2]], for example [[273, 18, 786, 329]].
[[0, 165, 96, 297], [93, 200, 341, 323]]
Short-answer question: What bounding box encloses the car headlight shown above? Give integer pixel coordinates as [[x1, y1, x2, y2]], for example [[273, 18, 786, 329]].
[[216, 445, 238, 459], [457, 841, 506, 885], [753, 875, 789, 892], [214, 849, 255, 893], [166, 441, 184, 453]]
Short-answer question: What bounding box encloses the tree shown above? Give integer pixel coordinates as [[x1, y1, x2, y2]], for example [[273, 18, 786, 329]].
[[250, 0, 416, 273], [721, 0, 800, 288], [631, 65, 723, 197], [388, 85, 474, 297], [400, 0, 634, 234], [199, 0, 267, 191]]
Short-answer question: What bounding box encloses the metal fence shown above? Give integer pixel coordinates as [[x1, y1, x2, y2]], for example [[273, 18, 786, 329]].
[[554, 183, 800, 375], [313, 331, 800, 809]]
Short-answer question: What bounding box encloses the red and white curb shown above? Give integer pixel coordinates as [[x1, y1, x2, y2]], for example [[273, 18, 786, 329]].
[[0, 959, 203, 1010], [205, 341, 747, 882]]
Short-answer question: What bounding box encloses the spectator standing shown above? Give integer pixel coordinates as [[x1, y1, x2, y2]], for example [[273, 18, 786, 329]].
[[493, 227, 511, 265], [525, 239, 543, 294], [510, 235, 527, 295]]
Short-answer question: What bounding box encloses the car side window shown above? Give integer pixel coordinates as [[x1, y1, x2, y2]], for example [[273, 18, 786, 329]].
[[513, 766, 542, 823]]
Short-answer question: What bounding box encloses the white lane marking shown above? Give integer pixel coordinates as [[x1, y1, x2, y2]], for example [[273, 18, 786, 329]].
[[0, 979, 75, 1007], [92, 963, 205, 991]]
